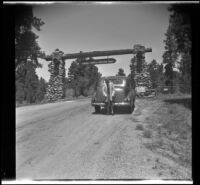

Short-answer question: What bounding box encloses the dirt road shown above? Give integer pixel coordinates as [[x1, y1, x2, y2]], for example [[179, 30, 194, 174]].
[[16, 97, 191, 180]]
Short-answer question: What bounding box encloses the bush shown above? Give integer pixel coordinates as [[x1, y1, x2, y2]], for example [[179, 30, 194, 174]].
[[40, 98, 48, 104], [78, 95, 85, 99], [168, 104, 177, 114], [86, 86, 95, 96], [168, 109, 174, 114], [65, 88, 75, 98], [136, 124, 144, 130], [143, 129, 153, 138]]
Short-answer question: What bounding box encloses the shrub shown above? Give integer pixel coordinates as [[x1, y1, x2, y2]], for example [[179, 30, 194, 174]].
[[87, 86, 95, 96], [78, 95, 85, 99], [169, 109, 174, 114], [65, 88, 75, 98], [40, 99, 48, 104], [136, 124, 144, 130], [143, 129, 153, 138], [168, 106, 176, 114]]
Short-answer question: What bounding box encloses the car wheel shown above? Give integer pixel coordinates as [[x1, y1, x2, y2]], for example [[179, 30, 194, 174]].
[[95, 106, 100, 113]]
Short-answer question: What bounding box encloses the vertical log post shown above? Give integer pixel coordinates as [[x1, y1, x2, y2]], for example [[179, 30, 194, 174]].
[[46, 49, 65, 102], [133, 45, 153, 94]]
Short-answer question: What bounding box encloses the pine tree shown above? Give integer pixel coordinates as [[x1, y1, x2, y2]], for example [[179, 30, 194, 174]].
[[23, 61, 39, 103], [168, 5, 192, 55], [147, 59, 161, 88], [179, 52, 191, 93], [166, 4, 193, 93], [162, 24, 178, 93], [15, 5, 45, 104], [67, 60, 102, 97], [15, 5, 45, 71], [116, 68, 126, 76], [36, 77, 48, 102]]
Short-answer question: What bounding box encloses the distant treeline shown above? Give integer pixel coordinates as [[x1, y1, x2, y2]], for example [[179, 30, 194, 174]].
[[65, 60, 102, 98]]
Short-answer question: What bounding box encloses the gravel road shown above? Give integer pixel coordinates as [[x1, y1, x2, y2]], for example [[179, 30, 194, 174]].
[[16, 98, 190, 180]]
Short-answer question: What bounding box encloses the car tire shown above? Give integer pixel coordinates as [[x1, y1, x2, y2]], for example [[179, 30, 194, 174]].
[[95, 106, 100, 113]]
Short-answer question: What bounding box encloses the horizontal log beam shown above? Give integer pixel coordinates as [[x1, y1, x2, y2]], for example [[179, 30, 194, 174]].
[[44, 47, 152, 61], [63, 48, 152, 60]]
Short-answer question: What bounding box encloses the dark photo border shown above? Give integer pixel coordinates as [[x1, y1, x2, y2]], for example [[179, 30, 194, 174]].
[[2, 1, 199, 183]]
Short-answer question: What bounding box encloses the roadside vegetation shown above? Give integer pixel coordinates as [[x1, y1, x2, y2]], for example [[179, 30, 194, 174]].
[[135, 124, 144, 131], [142, 95, 191, 172], [133, 94, 191, 179]]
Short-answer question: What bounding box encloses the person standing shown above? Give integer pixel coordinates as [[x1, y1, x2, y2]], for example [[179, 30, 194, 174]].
[[102, 79, 115, 115]]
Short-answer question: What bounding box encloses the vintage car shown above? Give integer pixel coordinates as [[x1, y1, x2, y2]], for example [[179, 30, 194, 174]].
[[91, 76, 136, 114]]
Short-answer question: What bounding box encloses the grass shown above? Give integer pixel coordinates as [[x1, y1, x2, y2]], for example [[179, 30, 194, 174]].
[[155, 139, 164, 148], [143, 95, 192, 170]]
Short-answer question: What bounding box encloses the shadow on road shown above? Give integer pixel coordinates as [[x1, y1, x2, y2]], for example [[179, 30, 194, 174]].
[[92, 107, 135, 115], [164, 97, 191, 110]]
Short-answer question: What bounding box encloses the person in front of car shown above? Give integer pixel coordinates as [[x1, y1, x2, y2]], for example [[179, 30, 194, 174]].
[[102, 79, 115, 115]]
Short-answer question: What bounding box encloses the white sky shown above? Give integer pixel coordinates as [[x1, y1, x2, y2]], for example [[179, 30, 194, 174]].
[[33, 2, 171, 81]]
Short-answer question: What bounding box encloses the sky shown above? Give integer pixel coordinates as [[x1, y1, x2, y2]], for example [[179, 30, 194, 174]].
[[33, 2, 171, 82]]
